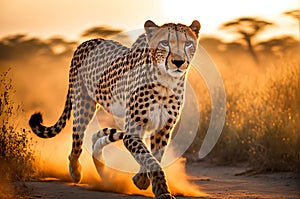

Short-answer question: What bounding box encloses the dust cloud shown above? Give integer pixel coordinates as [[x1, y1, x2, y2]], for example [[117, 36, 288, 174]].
[[34, 121, 207, 197]]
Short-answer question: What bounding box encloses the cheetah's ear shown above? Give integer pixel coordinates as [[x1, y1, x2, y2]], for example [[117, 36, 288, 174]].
[[189, 20, 201, 38], [144, 20, 159, 42]]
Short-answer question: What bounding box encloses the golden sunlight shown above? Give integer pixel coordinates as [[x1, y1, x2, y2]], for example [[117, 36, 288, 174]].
[[162, 0, 299, 40], [1, 0, 299, 198], [162, 0, 201, 24]]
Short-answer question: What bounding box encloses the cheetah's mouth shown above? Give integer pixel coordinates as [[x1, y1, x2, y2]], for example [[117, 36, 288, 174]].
[[161, 63, 185, 77], [167, 68, 186, 78]]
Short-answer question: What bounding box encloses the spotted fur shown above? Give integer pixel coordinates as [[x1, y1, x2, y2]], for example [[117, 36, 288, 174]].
[[29, 20, 201, 199]]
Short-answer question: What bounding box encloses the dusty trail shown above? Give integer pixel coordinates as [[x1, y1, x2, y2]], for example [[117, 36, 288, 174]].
[[19, 162, 299, 199]]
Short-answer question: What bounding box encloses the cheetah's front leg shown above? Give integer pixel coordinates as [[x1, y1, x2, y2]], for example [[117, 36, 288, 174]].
[[150, 127, 174, 198], [123, 135, 174, 199], [133, 122, 175, 191]]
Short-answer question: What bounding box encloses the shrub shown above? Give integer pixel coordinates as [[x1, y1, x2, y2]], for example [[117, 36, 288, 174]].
[[0, 69, 36, 181]]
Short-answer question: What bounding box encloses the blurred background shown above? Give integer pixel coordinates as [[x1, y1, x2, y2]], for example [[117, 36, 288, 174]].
[[0, 0, 299, 187]]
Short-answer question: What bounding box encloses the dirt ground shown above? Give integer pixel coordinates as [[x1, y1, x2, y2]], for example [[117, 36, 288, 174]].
[[11, 162, 300, 199]]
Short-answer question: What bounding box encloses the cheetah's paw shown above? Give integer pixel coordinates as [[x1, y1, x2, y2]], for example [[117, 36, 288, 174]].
[[132, 172, 150, 190], [155, 193, 176, 199], [156, 193, 176, 199]]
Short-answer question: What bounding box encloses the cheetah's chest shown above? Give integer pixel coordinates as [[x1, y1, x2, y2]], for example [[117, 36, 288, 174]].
[[146, 88, 180, 132]]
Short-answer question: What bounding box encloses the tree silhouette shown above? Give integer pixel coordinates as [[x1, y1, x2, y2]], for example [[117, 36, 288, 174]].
[[0, 34, 77, 60], [80, 26, 131, 46], [283, 9, 299, 20], [80, 26, 122, 38], [221, 17, 273, 63]]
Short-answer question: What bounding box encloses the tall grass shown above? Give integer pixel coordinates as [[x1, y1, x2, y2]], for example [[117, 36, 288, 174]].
[[187, 50, 299, 172], [0, 69, 36, 181], [248, 61, 299, 171]]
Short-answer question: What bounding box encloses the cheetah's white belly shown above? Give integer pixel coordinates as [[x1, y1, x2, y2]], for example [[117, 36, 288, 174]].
[[147, 104, 169, 132], [106, 101, 126, 130], [109, 101, 126, 118]]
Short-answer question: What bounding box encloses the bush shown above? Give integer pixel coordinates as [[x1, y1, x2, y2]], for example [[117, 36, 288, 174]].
[[0, 69, 36, 181]]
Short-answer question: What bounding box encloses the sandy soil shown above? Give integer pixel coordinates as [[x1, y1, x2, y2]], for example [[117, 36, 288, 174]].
[[14, 162, 300, 199]]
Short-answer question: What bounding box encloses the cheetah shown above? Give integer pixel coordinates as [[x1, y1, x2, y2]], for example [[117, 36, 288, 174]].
[[29, 20, 201, 199]]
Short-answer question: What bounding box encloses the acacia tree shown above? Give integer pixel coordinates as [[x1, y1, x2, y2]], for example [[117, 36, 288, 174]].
[[221, 17, 273, 63], [283, 9, 299, 20], [80, 26, 122, 38], [80, 26, 131, 46]]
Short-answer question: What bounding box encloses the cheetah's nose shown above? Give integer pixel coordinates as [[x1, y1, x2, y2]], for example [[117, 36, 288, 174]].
[[171, 59, 185, 68]]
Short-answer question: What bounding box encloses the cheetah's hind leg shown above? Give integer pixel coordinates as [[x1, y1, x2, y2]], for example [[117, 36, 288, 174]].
[[92, 128, 124, 178]]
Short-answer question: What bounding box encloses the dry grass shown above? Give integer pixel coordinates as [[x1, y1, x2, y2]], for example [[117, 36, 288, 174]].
[[0, 69, 36, 187], [187, 43, 299, 172]]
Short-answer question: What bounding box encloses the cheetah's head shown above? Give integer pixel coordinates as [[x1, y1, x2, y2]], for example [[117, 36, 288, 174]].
[[144, 20, 201, 78]]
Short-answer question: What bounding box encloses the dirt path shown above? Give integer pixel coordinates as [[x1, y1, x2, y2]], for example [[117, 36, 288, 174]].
[[22, 162, 299, 199], [186, 162, 299, 199]]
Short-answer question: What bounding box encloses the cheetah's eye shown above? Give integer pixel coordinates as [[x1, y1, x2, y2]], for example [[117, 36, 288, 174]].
[[185, 40, 194, 48], [159, 40, 169, 48]]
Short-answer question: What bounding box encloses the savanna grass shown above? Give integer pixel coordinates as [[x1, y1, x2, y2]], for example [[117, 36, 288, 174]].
[[187, 51, 299, 172]]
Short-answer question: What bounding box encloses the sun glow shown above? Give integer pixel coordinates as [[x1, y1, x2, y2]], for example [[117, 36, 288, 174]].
[[162, 0, 201, 24], [1, 0, 298, 40], [162, 0, 299, 40]]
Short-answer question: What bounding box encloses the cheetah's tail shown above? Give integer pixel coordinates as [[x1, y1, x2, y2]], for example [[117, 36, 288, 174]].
[[29, 92, 71, 138]]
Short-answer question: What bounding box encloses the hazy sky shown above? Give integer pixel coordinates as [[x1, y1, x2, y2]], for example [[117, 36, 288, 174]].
[[0, 0, 299, 41]]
